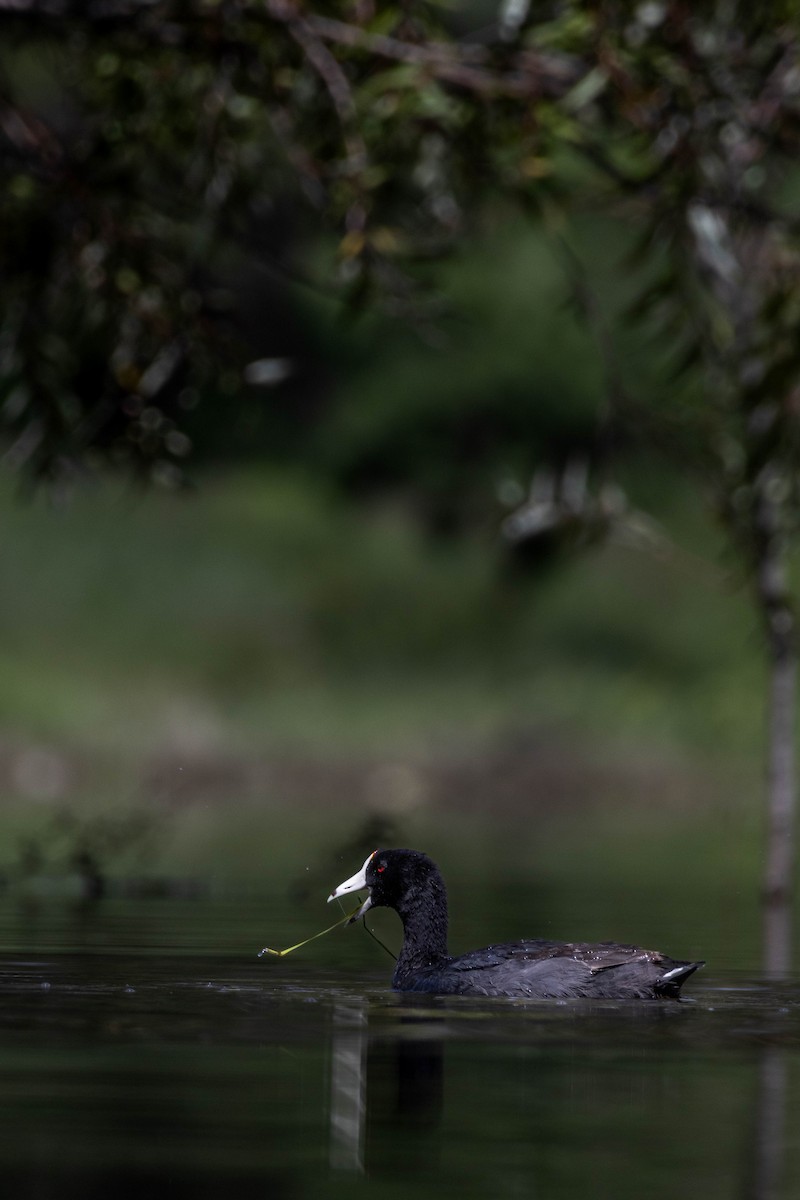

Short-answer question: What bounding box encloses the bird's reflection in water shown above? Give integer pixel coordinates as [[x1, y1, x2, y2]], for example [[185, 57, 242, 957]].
[[329, 996, 444, 1174]]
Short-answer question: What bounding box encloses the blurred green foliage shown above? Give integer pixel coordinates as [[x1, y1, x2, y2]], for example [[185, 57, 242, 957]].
[[0, 4, 798, 892], [0, 464, 759, 761], [2, 1, 799, 547]]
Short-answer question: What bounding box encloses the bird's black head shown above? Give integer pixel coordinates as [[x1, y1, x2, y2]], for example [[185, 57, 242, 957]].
[[367, 848, 440, 910], [328, 847, 443, 921]]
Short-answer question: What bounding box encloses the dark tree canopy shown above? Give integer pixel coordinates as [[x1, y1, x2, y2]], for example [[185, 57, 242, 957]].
[[1, 1, 799, 502]]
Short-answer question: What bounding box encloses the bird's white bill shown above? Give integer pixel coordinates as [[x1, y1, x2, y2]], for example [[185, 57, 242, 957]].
[[327, 851, 376, 919], [346, 894, 373, 923]]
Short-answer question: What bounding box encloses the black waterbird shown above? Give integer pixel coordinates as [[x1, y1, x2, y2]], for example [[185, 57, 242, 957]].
[[328, 848, 703, 999]]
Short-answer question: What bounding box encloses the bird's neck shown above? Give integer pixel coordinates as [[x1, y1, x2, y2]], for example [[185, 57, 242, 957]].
[[392, 872, 450, 987]]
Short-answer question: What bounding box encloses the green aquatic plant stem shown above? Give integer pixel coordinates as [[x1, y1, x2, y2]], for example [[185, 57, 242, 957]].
[[258, 907, 360, 958]]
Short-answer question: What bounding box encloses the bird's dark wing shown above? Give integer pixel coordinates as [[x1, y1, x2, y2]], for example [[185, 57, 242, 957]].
[[449, 939, 668, 973], [551, 940, 670, 973], [431, 939, 696, 999]]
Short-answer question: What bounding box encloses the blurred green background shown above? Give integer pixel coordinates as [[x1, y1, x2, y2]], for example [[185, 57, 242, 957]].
[[0, 213, 766, 928], [0, 8, 781, 966]]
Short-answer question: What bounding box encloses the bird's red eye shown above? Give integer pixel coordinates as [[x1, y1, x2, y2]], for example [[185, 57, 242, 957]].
[[376, 865, 386, 873]]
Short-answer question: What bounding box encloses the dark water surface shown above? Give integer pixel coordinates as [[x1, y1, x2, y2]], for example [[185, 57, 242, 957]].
[[1, 897, 799, 1200]]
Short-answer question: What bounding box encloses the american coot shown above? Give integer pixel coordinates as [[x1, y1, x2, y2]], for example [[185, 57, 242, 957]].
[[328, 848, 703, 999]]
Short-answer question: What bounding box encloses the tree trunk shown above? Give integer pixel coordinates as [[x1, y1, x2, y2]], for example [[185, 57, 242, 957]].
[[754, 486, 796, 978], [763, 639, 795, 976]]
